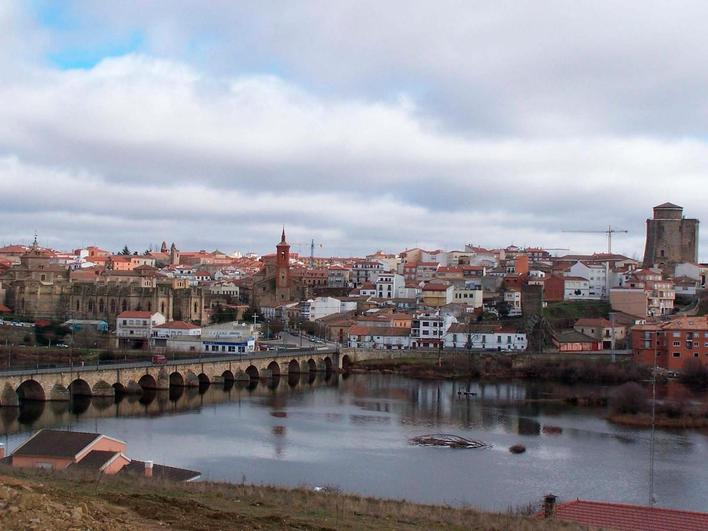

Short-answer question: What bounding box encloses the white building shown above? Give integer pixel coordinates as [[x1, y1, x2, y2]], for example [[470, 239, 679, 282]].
[[152, 321, 201, 339], [348, 325, 411, 349], [116, 311, 166, 344], [411, 311, 456, 348], [375, 272, 405, 299], [301, 297, 358, 321], [564, 277, 591, 300], [503, 289, 522, 316], [568, 261, 607, 299], [350, 260, 385, 287], [444, 323, 527, 351], [452, 286, 483, 308]]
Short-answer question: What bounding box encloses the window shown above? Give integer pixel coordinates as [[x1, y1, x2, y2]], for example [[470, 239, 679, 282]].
[[122, 320, 127, 325], [673, 341, 680, 347], [673, 332, 680, 338], [672, 352, 681, 358], [497, 336, 501, 343], [694, 353, 700, 358]]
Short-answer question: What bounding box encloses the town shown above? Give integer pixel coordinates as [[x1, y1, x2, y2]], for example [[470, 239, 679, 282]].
[[0, 202, 704, 376]]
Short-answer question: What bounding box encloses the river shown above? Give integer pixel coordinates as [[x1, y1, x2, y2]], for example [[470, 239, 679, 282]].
[[1, 373, 707, 512]]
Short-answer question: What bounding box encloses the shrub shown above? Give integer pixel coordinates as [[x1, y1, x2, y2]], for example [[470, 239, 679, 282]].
[[679, 359, 708, 389], [610, 382, 649, 415]]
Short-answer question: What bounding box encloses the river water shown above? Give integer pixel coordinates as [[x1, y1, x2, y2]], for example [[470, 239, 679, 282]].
[[1, 373, 707, 512]]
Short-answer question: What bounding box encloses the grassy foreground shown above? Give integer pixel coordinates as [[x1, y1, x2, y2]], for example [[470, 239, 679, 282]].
[[0, 467, 585, 530]]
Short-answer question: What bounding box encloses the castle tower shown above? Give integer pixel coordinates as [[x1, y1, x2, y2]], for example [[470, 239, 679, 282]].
[[642, 202, 699, 274], [160, 241, 168, 253], [275, 228, 291, 302]]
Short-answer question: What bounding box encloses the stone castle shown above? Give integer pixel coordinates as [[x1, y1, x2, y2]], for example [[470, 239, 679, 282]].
[[642, 202, 699, 274]]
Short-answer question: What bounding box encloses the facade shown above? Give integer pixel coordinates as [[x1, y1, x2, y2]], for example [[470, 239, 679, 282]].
[[643, 203, 699, 275], [375, 272, 404, 299], [301, 297, 357, 321], [632, 316, 708, 370], [116, 311, 166, 347], [411, 312, 455, 348], [610, 288, 648, 318], [347, 325, 411, 349], [563, 277, 591, 300], [421, 282, 454, 307], [568, 261, 607, 299], [503, 288, 522, 316], [350, 260, 384, 287], [444, 323, 527, 351], [574, 318, 626, 349]]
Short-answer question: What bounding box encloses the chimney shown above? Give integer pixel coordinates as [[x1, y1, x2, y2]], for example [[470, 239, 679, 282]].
[[0, 443, 4, 459], [543, 494, 557, 518], [144, 460, 153, 478]]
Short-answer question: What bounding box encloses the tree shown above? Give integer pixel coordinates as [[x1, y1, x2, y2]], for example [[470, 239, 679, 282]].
[[496, 301, 511, 319], [120, 245, 131, 256], [243, 307, 262, 324]]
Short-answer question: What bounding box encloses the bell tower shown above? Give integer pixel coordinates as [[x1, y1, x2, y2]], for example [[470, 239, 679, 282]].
[[275, 228, 291, 301]]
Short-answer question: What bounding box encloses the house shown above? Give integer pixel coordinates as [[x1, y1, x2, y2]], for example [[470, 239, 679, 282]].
[[421, 282, 454, 307], [574, 318, 626, 349], [4, 429, 199, 481], [411, 311, 456, 348], [300, 297, 358, 321], [503, 288, 522, 316], [374, 272, 405, 299], [115, 311, 166, 348], [568, 261, 608, 299], [553, 330, 600, 352], [347, 325, 411, 349], [563, 277, 591, 300], [443, 323, 527, 351], [540, 497, 708, 531], [152, 320, 201, 341]]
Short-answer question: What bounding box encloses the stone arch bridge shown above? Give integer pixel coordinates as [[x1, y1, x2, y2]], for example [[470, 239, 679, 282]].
[[0, 349, 348, 406]]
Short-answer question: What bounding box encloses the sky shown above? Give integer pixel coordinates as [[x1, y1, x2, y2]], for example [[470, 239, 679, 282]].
[[0, 1, 706, 259]]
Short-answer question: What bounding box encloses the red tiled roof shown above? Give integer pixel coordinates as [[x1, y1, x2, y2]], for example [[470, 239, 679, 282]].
[[550, 499, 708, 531], [575, 318, 612, 328], [117, 311, 154, 319], [154, 321, 200, 330], [0, 304, 12, 313], [349, 325, 410, 337]]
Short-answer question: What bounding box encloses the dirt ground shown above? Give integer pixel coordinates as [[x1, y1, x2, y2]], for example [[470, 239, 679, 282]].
[[0, 467, 586, 530]]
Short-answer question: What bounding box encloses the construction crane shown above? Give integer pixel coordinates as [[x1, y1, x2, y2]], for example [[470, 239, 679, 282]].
[[561, 226, 628, 254], [290, 239, 324, 267]]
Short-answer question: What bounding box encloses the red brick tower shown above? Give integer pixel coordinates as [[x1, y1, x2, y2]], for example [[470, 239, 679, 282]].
[[275, 228, 291, 302]]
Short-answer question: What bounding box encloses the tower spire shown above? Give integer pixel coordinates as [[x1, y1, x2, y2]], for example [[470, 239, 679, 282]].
[[281, 226, 286, 244]]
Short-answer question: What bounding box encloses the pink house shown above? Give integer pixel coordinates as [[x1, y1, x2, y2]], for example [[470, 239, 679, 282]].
[[4, 429, 199, 481]]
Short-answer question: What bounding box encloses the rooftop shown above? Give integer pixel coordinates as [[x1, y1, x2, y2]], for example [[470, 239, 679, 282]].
[[12, 430, 111, 459]]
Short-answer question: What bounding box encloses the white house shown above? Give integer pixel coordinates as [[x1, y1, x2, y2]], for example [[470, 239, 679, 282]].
[[564, 277, 591, 300], [503, 289, 522, 316], [568, 261, 607, 299], [411, 311, 456, 348], [210, 281, 240, 297], [301, 297, 358, 321], [116, 311, 166, 346], [348, 325, 411, 349], [452, 286, 483, 308], [375, 272, 405, 299], [443, 323, 527, 351], [152, 321, 202, 339]]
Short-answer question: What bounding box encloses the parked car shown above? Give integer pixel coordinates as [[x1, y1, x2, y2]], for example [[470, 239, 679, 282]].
[[151, 354, 167, 365]]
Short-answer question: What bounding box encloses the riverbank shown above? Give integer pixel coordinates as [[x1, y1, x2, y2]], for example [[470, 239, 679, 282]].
[[0, 467, 582, 530], [608, 413, 708, 429], [350, 354, 652, 385]]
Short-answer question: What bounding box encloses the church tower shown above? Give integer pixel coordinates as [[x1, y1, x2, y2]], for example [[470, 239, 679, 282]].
[[275, 228, 291, 302], [169, 242, 180, 266]]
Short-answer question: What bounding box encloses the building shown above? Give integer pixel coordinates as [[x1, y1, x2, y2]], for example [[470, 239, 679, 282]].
[[503, 288, 522, 316], [631, 316, 708, 370], [350, 260, 384, 287], [116, 311, 166, 348], [375, 272, 404, 299], [348, 325, 411, 349], [568, 261, 608, 299], [421, 282, 454, 307], [553, 330, 601, 352], [643, 203, 699, 275], [563, 277, 591, 300], [574, 318, 626, 349], [411, 311, 455, 348], [444, 323, 527, 351], [4, 429, 199, 481], [300, 296, 358, 321]]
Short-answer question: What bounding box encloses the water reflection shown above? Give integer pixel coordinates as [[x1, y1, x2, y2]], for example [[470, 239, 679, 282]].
[[2, 374, 707, 513]]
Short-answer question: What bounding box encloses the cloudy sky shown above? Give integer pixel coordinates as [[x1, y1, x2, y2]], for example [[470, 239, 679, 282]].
[[1, 1, 706, 259]]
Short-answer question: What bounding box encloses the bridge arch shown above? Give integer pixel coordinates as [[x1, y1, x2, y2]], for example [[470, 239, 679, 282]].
[[307, 358, 317, 373], [169, 371, 184, 387], [184, 370, 199, 387], [48, 383, 69, 401], [138, 374, 157, 390], [222, 370, 235, 381], [288, 359, 300, 374], [92, 380, 114, 397], [342, 354, 352, 371], [68, 378, 92, 397], [198, 373, 210, 385], [267, 361, 280, 378], [17, 380, 45, 401], [323, 356, 333, 371], [113, 382, 127, 395], [245, 365, 259, 380]]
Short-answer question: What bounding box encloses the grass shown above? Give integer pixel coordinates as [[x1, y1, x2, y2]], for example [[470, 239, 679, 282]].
[[0, 467, 586, 530]]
